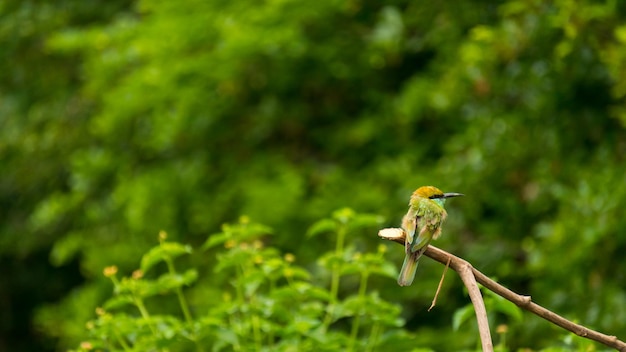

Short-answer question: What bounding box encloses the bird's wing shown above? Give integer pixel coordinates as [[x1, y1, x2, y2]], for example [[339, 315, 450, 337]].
[[409, 203, 442, 253], [401, 211, 417, 247]]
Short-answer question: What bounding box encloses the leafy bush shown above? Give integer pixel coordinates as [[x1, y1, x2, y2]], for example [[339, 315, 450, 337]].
[[73, 211, 425, 351]]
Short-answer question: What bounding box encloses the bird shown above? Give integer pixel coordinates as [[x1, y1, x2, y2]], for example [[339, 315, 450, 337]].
[[397, 186, 463, 286]]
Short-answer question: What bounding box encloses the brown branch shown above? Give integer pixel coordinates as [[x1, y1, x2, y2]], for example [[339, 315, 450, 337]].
[[456, 259, 494, 352], [378, 230, 626, 352], [425, 245, 626, 352]]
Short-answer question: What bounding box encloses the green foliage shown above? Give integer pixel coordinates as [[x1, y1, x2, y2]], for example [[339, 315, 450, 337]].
[[73, 214, 417, 351], [453, 286, 522, 333], [3, 0, 626, 350]]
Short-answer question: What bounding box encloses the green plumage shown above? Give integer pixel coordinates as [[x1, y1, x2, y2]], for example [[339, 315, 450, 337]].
[[397, 186, 462, 287]]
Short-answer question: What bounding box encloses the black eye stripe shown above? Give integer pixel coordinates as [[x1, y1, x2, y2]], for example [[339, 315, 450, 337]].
[[429, 194, 444, 199]]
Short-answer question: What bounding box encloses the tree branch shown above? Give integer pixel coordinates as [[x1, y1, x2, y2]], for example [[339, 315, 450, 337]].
[[378, 230, 626, 352], [425, 245, 626, 352], [456, 259, 493, 352]]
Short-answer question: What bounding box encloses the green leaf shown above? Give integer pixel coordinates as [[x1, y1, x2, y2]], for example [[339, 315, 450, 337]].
[[214, 247, 251, 273], [332, 207, 355, 224], [140, 242, 192, 273], [485, 291, 523, 323], [149, 315, 184, 339], [140, 247, 166, 273], [181, 268, 199, 286], [372, 261, 398, 279], [349, 213, 385, 230], [284, 266, 311, 281], [316, 251, 348, 270], [241, 223, 274, 238], [157, 269, 198, 291], [103, 294, 135, 310], [160, 242, 193, 258], [241, 274, 264, 297], [339, 261, 363, 275], [335, 295, 361, 318], [202, 232, 229, 250], [273, 282, 331, 302], [156, 273, 182, 291], [306, 218, 337, 238], [213, 327, 239, 351], [49, 232, 83, 267], [452, 304, 475, 331], [376, 330, 428, 350]]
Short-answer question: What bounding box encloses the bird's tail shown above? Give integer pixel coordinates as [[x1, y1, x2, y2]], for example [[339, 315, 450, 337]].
[[397, 250, 423, 286]]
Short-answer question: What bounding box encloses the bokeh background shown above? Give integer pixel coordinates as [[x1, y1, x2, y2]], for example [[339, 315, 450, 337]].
[[2, 0, 626, 350]]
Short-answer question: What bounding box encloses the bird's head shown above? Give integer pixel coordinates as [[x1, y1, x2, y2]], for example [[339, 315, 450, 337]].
[[411, 186, 463, 206]]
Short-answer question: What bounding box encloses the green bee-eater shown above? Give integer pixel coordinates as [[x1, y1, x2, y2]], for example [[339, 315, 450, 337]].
[[397, 186, 463, 286]]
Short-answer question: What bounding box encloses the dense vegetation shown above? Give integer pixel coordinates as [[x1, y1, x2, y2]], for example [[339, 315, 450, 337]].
[[2, 0, 625, 350]]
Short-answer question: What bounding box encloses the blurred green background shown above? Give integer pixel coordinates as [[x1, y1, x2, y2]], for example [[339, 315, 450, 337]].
[[2, 0, 626, 350]]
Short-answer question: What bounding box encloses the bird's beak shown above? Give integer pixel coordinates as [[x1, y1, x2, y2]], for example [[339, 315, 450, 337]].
[[443, 192, 464, 198]]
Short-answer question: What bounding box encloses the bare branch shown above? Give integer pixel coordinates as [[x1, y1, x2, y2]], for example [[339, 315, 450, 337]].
[[425, 245, 626, 352], [456, 260, 494, 352], [378, 229, 626, 351]]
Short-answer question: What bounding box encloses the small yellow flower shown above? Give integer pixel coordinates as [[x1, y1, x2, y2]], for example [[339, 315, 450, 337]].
[[103, 266, 118, 277], [284, 253, 296, 263], [132, 270, 144, 280], [85, 321, 94, 330], [496, 324, 508, 334], [253, 240, 263, 249], [159, 230, 167, 241], [95, 307, 106, 316], [225, 239, 236, 249], [80, 341, 93, 350]]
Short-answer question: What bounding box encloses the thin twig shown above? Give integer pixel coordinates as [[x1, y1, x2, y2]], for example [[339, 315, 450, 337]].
[[428, 257, 450, 311], [378, 231, 626, 352]]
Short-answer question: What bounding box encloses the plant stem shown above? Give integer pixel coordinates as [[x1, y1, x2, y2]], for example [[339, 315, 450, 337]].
[[228, 313, 242, 352], [233, 261, 250, 350], [348, 270, 369, 352], [112, 328, 132, 352], [251, 313, 263, 352], [322, 225, 347, 330], [164, 257, 204, 352], [134, 297, 157, 336], [165, 258, 194, 324], [267, 278, 277, 348], [365, 322, 381, 352]]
